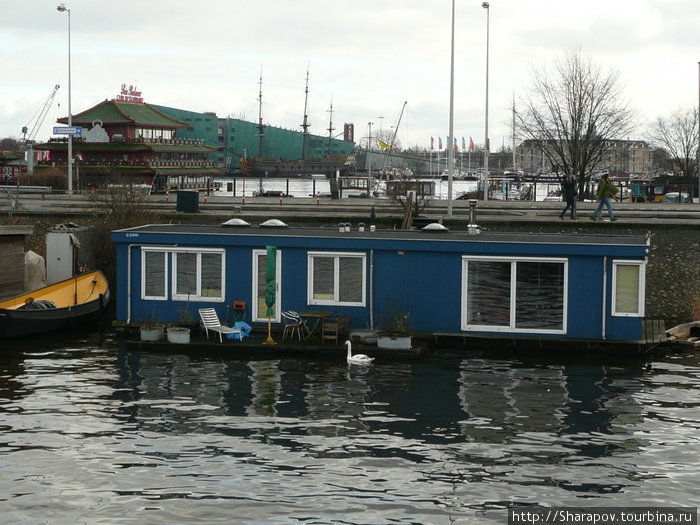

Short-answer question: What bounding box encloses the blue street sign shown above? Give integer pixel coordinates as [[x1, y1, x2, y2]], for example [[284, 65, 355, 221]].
[[53, 126, 83, 136]]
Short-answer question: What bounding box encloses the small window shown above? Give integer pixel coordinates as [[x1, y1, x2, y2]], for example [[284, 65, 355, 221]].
[[142, 250, 167, 300], [612, 261, 645, 316], [308, 252, 365, 306]]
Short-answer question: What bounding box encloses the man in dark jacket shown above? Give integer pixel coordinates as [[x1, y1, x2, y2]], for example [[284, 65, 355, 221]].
[[559, 174, 578, 220]]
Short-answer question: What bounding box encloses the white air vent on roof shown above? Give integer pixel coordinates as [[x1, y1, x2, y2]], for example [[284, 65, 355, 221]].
[[221, 218, 250, 227], [421, 222, 449, 232], [260, 219, 288, 228]]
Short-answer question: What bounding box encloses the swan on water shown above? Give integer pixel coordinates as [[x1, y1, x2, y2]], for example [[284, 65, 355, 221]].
[[346, 340, 374, 365]]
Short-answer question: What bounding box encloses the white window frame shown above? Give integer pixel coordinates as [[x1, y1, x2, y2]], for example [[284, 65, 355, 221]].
[[307, 251, 366, 307], [171, 248, 226, 302], [461, 256, 568, 334], [141, 248, 168, 301], [252, 248, 282, 323], [611, 260, 645, 317]]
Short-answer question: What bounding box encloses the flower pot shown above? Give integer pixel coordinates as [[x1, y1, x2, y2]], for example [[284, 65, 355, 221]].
[[167, 326, 190, 344], [377, 334, 412, 350], [140, 325, 164, 342], [349, 328, 378, 344]]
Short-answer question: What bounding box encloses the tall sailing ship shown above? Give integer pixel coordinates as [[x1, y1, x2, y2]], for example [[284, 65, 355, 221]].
[[239, 70, 355, 178]]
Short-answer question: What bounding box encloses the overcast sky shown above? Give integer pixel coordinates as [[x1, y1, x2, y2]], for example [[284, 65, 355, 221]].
[[1, 0, 698, 153]]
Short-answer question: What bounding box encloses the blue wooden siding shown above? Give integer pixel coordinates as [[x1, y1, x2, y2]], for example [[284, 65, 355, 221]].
[[111, 227, 647, 342]]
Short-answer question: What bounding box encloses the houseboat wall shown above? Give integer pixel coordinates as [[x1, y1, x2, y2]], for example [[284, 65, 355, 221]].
[[111, 226, 649, 343]]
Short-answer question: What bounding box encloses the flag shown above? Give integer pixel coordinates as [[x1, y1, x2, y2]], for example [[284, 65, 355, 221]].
[[430, 136, 434, 150], [378, 139, 391, 150], [469, 136, 475, 151], [461, 137, 466, 150], [454, 137, 458, 151], [438, 137, 443, 150]]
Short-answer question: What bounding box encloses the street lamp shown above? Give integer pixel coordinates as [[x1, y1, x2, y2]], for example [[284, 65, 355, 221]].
[[482, 1, 490, 201], [57, 3, 72, 194], [447, 0, 456, 216]]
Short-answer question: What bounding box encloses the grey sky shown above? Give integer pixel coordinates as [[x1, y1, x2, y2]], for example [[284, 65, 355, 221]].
[[1, 0, 698, 153]]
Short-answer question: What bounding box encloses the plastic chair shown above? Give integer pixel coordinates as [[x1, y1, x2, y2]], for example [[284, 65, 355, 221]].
[[281, 311, 303, 341], [198, 307, 241, 343]]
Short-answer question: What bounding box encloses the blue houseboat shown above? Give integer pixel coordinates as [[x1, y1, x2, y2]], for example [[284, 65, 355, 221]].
[[111, 221, 650, 347]]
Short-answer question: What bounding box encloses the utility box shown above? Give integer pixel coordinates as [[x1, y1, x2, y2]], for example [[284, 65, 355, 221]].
[[177, 190, 199, 213], [46, 223, 94, 285]]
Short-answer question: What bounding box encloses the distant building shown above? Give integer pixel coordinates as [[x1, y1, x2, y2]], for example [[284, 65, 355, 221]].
[[0, 150, 22, 184], [33, 99, 225, 192], [516, 139, 654, 177]]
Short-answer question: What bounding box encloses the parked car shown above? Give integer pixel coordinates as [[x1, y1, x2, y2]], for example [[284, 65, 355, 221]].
[[662, 192, 690, 203]]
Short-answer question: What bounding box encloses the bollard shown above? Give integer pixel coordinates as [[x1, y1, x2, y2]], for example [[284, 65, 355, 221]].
[[165, 188, 169, 203], [316, 192, 320, 206], [280, 192, 283, 206]]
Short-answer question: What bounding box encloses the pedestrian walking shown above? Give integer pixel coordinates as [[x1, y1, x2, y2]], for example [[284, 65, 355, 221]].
[[559, 174, 578, 220], [590, 173, 618, 221]]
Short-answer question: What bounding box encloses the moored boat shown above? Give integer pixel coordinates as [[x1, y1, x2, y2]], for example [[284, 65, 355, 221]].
[[665, 320, 700, 348], [0, 270, 110, 338]]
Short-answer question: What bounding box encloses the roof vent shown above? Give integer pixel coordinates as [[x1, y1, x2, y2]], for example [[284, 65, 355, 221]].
[[260, 219, 288, 228], [221, 218, 250, 227], [421, 222, 449, 232]]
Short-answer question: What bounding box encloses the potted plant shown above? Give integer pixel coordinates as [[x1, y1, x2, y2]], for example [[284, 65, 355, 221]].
[[140, 311, 164, 341], [174, 295, 199, 336], [377, 311, 412, 350], [166, 325, 191, 344]]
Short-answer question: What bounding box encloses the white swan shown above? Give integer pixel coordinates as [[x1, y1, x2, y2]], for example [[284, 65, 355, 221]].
[[346, 340, 374, 365]]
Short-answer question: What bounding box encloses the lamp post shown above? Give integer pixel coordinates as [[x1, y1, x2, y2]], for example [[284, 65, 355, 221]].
[[367, 121, 373, 196], [447, 0, 456, 216], [482, 1, 490, 201], [57, 3, 72, 194]]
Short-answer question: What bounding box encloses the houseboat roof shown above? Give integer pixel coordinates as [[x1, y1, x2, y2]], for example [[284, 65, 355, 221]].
[[113, 223, 649, 250]]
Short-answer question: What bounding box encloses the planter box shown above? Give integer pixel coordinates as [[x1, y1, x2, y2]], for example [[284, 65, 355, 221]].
[[377, 334, 412, 350], [349, 328, 378, 344], [167, 327, 191, 344], [140, 326, 164, 342]]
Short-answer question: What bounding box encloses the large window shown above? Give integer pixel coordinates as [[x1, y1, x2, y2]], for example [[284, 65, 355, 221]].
[[462, 257, 567, 333], [612, 260, 645, 316], [308, 252, 365, 306], [173, 250, 224, 301], [141, 248, 224, 302]]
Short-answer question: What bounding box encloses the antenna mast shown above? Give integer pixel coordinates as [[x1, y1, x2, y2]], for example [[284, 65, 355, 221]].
[[257, 70, 264, 157], [327, 97, 334, 156], [300, 66, 310, 160]]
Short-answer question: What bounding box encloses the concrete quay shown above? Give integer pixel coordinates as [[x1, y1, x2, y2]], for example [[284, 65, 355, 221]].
[[3, 191, 700, 228]]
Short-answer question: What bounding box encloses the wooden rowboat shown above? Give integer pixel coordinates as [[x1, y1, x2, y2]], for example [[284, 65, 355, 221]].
[[0, 270, 110, 338]]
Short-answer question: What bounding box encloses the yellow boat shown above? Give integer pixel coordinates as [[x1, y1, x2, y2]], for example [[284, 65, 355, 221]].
[[0, 270, 110, 338]]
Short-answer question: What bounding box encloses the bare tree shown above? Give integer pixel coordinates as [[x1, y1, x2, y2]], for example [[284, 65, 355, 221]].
[[647, 107, 698, 184], [515, 49, 634, 196]]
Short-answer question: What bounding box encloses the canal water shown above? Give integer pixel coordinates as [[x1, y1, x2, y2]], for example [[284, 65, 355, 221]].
[[1, 332, 699, 524]]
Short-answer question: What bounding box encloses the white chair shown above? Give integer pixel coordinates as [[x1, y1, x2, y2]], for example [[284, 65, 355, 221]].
[[281, 311, 303, 341], [198, 308, 241, 343]]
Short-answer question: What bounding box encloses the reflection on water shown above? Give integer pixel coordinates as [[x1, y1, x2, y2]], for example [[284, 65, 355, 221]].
[[1, 335, 699, 523]]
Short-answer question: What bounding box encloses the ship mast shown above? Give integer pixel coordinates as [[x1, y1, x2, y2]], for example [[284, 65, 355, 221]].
[[257, 70, 264, 158], [300, 67, 310, 160], [327, 97, 334, 156]]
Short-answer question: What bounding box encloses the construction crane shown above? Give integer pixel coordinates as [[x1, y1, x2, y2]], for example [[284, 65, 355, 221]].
[[22, 84, 60, 147]]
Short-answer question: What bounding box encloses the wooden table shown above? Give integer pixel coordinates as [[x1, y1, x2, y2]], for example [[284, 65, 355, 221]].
[[299, 310, 331, 340]]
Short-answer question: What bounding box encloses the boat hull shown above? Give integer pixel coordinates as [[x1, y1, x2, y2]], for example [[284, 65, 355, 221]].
[[0, 271, 110, 338], [247, 155, 355, 178]]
